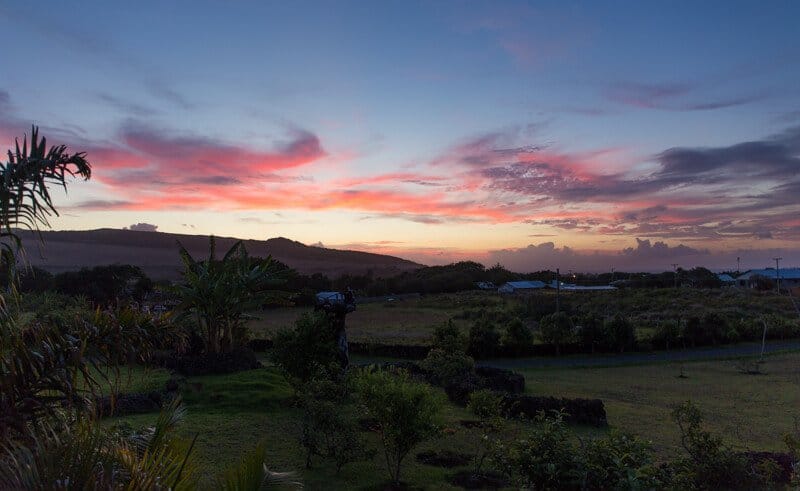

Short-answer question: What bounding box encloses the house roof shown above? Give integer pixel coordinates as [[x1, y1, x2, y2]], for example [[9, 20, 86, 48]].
[[503, 281, 546, 289], [737, 268, 800, 280], [717, 273, 735, 282]]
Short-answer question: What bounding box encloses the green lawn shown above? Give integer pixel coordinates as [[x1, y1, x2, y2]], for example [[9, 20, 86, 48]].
[[105, 351, 800, 489], [520, 353, 800, 457]]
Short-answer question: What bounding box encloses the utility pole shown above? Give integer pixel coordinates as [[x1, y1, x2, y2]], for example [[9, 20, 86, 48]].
[[736, 256, 740, 275], [773, 257, 783, 293], [556, 268, 560, 314], [672, 263, 679, 289]]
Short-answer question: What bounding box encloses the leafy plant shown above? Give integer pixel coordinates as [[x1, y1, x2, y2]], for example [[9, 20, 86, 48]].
[[671, 401, 771, 489], [217, 442, 302, 490], [501, 318, 533, 355], [299, 378, 370, 473], [539, 312, 573, 355], [578, 430, 661, 489], [173, 236, 284, 353], [354, 368, 442, 485], [603, 314, 637, 353], [467, 318, 501, 359], [0, 125, 91, 284], [271, 312, 341, 392], [493, 411, 579, 489], [421, 320, 474, 385], [0, 397, 199, 490], [467, 389, 505, 475]]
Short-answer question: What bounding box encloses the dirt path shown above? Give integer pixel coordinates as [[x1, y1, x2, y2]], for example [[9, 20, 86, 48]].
[[479, 340, 800, 369]]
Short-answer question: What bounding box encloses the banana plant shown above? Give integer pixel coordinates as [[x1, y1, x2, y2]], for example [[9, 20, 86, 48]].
[[173, 236, 284, 353]]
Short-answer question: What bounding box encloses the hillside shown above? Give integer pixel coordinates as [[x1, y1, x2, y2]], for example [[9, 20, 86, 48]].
[[19, 229, 422, 280]]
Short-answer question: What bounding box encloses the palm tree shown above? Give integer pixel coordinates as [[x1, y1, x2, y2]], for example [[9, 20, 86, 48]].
[[0, 125, 91, 282]]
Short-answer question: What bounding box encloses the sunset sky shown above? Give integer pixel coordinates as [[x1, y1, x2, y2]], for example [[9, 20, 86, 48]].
[[2, 1, 799, 272]]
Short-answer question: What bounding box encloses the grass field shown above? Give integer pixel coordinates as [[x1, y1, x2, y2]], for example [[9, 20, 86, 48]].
[[247, 300, 469, 345], [246, 288, 799, 348], [105, 351, 800, 489]]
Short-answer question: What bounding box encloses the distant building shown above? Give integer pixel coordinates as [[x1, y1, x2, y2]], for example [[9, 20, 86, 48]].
[[498, 280, 546, 293], [735, 268, 800, 289], [476, 281, 496, 290], [547, 280, 616, 291], [717, 273, 736, 284]]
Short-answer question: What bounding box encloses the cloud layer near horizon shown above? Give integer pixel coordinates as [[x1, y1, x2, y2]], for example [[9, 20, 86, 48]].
[[2, 87, 799, 270]]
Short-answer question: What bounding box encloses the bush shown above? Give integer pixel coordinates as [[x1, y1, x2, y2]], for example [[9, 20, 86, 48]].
[[671, 401, 775, 489], [421, 320, 474, 385], [502, 394, 607, 427], [354, 369, 442, 485], [575, 314, 603, 353], [271, 312, 340, 392], [651, 319, 682, 350], [501, 318, 533, 356], [467, 390, 505, 474], [603, 314, 636, 353], [299, 378, 370, 473], [539, 312, 573, 355], [683, 312, 728, 347], [579, 430, 661, 489], [467, 319, 501, 359], [493, 411, 579, 489], [420, 347, 474, 386]]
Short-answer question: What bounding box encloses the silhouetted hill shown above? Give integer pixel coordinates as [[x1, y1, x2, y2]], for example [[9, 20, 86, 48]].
[[19, 229, 422, 280]]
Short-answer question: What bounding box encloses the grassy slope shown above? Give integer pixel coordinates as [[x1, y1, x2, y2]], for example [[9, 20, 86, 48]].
[[105, 351, 800, 489]]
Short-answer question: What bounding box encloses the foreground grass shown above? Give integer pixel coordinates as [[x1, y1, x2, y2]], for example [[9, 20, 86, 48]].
[[106, 351, 800, 489]]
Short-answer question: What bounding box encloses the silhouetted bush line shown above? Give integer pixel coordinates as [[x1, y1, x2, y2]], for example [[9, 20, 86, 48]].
[[502, 395, 608, 427], [740, 451, 795, 484], [153, 347, 262, 376], [347, 342, 431, 359], [94, 391, 165, 417]]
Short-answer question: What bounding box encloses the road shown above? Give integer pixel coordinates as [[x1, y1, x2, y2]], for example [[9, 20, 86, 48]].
[[478, 340, 800, 369]]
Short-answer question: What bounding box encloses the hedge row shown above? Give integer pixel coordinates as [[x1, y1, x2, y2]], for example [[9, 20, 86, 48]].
[[502, 394, 608, 427], [153, 347, 263, 376]]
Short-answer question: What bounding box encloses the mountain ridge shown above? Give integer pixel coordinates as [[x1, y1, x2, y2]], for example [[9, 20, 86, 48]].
[[19, 229, 422, 280]]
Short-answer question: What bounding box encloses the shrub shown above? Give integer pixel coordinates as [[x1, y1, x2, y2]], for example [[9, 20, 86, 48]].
[[271, 312, 340, 392], [501, 318, 533, 356], [354, 369, 442, 485], [467, 318, 501, 359], [603, 314, 636, 353], [575, 314, 603, 353], [579, 430, 662, 489], [421, 320, 474, 385], [539, 312, 573, 355], [467, 389, 505, 474], [671, 401, 773, 489], [493, 411, 579, 489], [299, 378, 370, 473], [420, 348, 474, 386], [652, 319, 682, 350]]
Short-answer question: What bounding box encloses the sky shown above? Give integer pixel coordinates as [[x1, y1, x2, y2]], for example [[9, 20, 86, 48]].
[[1, 0, 799, 272]]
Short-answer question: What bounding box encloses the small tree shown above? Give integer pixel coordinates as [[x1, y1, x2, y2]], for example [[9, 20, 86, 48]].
[[467, 318, 501, 359], [501, 318, 533, 356], [299, 378, 370, 473], [421, 320, 474, 385], [575, 314, 603, 353], [539, 312, 573, 355], [578, 430, 660, 489], [604, 314, 636, 353], [671, 401, 768, 489], [354, 369, 441, 485], [493, 411, 578, 488], [271, 312, 340, 393], [467, 389, 505, 475]]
